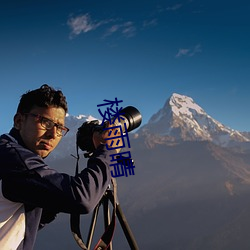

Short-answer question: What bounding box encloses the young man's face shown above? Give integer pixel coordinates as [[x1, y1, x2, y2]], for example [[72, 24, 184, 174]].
[[14, 106, 67, 158]]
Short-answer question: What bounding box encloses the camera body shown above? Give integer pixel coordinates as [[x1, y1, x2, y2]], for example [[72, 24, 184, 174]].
[[76, 106, 142, 156]]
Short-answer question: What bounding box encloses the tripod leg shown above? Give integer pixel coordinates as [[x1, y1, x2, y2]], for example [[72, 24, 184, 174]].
[[116, 203, 139, 250], [102, 197, 113, 250], [107, 183, 139, 250], [86, 202, 101, 249]]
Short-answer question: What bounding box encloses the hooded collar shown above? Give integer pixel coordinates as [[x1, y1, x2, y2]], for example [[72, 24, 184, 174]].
[[8, 127, 26, 148]]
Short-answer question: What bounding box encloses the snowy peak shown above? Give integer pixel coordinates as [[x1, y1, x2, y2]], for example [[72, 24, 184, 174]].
[[169, 93, 205, 117], [65, 113, 100, 134], [140, 93, 250, 146]]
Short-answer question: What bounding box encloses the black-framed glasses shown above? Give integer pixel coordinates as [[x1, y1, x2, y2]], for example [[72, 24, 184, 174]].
[[24, 113, 69, 137]]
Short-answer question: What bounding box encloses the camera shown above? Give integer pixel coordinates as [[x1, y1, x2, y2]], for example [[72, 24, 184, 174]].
[[76, 106, 142, 156]]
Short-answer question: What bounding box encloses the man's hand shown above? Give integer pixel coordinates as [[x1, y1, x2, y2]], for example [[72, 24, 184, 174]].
[[92, 123, 122, 153]]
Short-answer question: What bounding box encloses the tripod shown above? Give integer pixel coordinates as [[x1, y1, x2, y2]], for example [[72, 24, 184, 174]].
[[70, 178, 139, 250]]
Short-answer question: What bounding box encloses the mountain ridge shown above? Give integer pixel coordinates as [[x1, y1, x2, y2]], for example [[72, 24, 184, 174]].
[[48, 92, 250, 159], [138, 93, 249, 147]]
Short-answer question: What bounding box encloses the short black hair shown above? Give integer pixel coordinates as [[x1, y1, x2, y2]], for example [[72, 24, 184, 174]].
[[17, 84, 68, 114]]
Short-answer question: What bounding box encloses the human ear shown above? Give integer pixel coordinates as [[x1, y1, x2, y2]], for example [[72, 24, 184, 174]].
[[14, 113, 24, 130]]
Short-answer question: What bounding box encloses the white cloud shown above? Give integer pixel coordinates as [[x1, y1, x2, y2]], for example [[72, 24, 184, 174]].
[[67, 13, 137, 39], [121, 22, 136, 37], [175, 44, 202, 58], [175, 48, 190, 58], [67, 13, 110, 39], [166, 4, 183, 11], [103, 21, 136, 38], [189, 44, 202, 56], [143, 19, 158, 28]]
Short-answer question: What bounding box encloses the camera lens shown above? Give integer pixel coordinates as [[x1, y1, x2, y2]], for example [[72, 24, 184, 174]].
[[112, 106, 142, 132]]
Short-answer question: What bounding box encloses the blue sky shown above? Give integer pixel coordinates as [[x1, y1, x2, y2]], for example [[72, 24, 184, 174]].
[[0, 0, 250, 135]]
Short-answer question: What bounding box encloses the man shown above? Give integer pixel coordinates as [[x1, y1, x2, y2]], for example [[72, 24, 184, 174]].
[[0, 84, 118, 250]]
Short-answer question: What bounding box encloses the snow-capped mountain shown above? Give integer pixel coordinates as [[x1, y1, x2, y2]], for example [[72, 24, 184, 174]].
[[138, 93, 250, 147], [48, 92, 249, 160]]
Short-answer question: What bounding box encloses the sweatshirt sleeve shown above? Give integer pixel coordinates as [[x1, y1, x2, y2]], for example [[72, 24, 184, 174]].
[[1, 141, 116, 214]]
